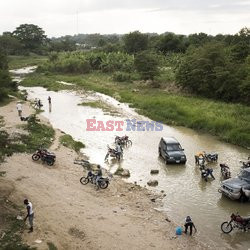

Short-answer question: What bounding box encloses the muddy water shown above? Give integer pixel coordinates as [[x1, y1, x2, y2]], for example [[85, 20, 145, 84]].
[[10, 66, 37, 83], [20, 86, 250, 250]]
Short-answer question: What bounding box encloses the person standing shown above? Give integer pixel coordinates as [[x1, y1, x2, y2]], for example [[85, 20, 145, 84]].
[[24, 199, 34, 232], [184, 216, 197, 236], [48, 96, 51, 105], [16, 102, 22, 117]]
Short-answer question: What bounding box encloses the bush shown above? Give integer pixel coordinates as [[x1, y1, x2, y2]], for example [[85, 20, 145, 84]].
[[176, 42, 248, 103], [134, 51, 160, 80], [112, 72, 131, 82]]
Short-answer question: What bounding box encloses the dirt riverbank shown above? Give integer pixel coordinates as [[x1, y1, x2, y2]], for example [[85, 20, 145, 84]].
[[0, 100, 206, 249]]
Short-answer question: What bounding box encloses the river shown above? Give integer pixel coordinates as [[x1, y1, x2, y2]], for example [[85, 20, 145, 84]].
[[14, 67, 250, 250]]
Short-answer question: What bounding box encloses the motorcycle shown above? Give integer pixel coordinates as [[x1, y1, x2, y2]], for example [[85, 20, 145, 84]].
[[200, 166, 215, 182], [115, 135, 132, 147], [221, 213, 250, 234], [240, 157, 250, 169], [104, 145, 123, 161], [80, 171, 111, 189], [204, 152, 218, 162], [32, 147, 56, 166], [220, 163, 231, 179]]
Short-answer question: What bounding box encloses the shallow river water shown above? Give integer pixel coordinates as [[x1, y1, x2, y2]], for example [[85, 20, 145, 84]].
[[20, 85, 250, 249]]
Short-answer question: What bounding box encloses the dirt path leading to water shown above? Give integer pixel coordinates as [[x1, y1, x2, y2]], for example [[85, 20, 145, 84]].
[[0, 100, 206, 250]]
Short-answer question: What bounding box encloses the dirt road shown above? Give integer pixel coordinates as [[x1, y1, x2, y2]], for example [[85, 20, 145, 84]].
[[0, 101, 205, 249]]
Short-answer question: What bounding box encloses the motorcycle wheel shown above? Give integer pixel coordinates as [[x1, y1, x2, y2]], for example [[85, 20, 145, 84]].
[[99, 180, 109, 189], [80, 177, 89, 185], [221, 222, 233, 234], [47, 160, 54, 166], [32, 153, 40, 161], [126, 140, 132, 146]]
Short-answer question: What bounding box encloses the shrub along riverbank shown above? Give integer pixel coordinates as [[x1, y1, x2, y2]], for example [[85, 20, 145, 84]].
[[21, 71, 250, 148]]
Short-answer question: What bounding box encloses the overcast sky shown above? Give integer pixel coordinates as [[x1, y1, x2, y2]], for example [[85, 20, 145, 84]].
[[1, 0, 250, 37]]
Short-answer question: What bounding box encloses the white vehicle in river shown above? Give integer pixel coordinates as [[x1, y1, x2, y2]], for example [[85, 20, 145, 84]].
[[218, 168, 250, 201]]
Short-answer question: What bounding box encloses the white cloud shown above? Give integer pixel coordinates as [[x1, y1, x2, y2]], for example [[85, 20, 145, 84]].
[[0, 0, 249, 36]]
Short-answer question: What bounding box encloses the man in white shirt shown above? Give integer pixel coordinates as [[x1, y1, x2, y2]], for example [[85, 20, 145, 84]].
[[24, 199, 34, 232], [16, 102, 22, 117]]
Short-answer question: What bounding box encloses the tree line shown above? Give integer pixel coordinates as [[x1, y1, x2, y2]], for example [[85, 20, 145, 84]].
[[0, 24, 249, 104]]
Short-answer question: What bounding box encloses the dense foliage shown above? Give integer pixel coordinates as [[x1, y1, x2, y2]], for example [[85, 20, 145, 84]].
[[0, 49, 16, 102], [39, 51, 134, 74], [1, 24, 249, 104], [176, 40, 250, 104]]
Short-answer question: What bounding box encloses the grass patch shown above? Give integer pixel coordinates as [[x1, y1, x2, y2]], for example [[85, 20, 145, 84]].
[[20, 115, 55, 152], [47, 242, 58, 250], [59, 134, 85, 153], [78, 100, 118, 115], [8, 54, 47, 70], [78, 101, 107, 109], [21, 71, 250, 148], [0, 115, 55, 162]]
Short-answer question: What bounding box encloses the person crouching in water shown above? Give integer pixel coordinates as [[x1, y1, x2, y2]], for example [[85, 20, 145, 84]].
[[184, 216, 197, 235], [24, 199, 34, 232]]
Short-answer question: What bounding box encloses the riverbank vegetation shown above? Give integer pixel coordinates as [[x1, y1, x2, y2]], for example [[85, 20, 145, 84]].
[[0, 49, 17, 104], [0, 114, 54, 162], [59, 134, 85, 153], [21, 71, 250, 148], [1, 23, 250, 147]]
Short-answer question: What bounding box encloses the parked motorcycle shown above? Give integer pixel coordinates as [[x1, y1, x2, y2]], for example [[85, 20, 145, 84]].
[[204, 152, 218, 162], [115, 135, 132, 147], [80, 171, 111, 189], [32, 147, 56, 166], [221, 213, 250, 234], [240, 157, 250, 169], [104, 145, 122, 161], [220, 163, 231, 179]]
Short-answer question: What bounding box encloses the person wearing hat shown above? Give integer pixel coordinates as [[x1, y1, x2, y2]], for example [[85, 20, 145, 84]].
[[24, 199, 34, 232], [184, 216, 197, 235]]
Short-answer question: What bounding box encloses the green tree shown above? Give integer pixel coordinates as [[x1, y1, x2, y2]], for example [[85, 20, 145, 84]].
[[49, 38, 76, 52], [176, 42, 244, 102], [0, 49, 15, 102], [231, 27, 250, 62], [134, 51, 159, 80], [123, 31, 148, 54], [156, 33, 187, 54], [187, 33, 212, 47], [0, 33, 22, 55], [239, 55, 250, 103], [12, 24, 47, 51]]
